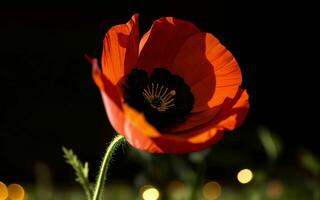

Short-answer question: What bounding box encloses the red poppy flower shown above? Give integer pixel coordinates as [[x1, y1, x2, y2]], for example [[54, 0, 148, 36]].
[[89, 14, 249, 154]]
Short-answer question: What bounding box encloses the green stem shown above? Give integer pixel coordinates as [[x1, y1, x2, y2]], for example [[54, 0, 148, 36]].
[[189, 162, 206, 200], [92, 135, 125, 200]]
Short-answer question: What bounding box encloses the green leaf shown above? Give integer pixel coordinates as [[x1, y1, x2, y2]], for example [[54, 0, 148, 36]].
[[258, 126, 282, 161], [62, 146, 93, 200], [299, 149, 320, 177]]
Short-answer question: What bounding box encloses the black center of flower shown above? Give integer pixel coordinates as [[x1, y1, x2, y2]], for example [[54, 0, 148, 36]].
[[122, 68, 195, 131], [142, 82, 177, 112], [151, 98, 162, 107]]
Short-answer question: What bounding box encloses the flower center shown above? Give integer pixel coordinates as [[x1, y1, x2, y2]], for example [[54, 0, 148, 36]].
[[122, 68, 194, 131], [142, 83, 176, 112]]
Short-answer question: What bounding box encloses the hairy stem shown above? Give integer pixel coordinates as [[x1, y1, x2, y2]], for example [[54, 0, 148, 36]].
[[92, 135, 125, 200]]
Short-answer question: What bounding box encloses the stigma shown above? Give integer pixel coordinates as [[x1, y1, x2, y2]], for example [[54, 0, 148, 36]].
[[142, 83, 176, 112]]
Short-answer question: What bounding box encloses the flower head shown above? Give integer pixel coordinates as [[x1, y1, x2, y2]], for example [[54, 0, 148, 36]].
[[89, 14, 249, 153]]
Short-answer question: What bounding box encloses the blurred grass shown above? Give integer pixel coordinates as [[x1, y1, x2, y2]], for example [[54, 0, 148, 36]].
[[7, 127, 320, 200], [23, 177, 318, 200]]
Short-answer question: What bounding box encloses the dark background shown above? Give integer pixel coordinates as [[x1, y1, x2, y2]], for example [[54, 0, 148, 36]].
[[0, 1, 317, 185]]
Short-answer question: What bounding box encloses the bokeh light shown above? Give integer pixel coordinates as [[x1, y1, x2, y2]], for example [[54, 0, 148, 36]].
[[141, 185, 160, 200], [167, 180, 187, 199], [202, 181, 222, 200], [7, 184, 25, 200], [237, 169, 253, 184], [0, 182, 8, 200], [266, 180, 283, 198]]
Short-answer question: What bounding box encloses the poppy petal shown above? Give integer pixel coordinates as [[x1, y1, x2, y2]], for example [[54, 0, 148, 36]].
[[122, 104, 164, 152], [165, 33, 242, 132], [90, 57, 125, 134], [152, 130, 224, 153], [214, 89, 249, 130], [171, 88, 248, 134], [121, 103, 223, 153], [102, 14, 139, 85], [173, 89, 249, 137], [122, 104, 160, 137], [168, 108, 221, 132], [150, 89, 248, 153], [137, 17, 200, 73], [119, 89, 248, 154], [172, 32, 242, 113]]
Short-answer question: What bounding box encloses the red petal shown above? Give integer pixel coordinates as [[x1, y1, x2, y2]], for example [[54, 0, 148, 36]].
[[172, 32, 242, 112], [168, 33, 242, 132], [152, 89, 249, 153], [102, 14, 139, 86], [214, 89, 250, 130], [90, 57, 125, 134], [137, 17, 200, 73]]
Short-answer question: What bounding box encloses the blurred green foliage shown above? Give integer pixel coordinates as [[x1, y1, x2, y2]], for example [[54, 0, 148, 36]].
[[20, 127, 320, 199]]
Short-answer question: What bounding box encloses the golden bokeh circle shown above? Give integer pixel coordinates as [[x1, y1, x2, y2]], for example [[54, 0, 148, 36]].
[[7, 184, 25, 200], [0, 182, 8, 200], [202, 181, 222, 200]]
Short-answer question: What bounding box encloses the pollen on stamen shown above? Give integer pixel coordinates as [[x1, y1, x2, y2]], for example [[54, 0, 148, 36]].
[[142, 83, 176, 112], [123, 68, 195, 131]]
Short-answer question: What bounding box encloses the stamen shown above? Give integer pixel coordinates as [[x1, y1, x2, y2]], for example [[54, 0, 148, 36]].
[[155, 83, 159, 96], [148, 85, 153, 101], [158, 85, 164, 97], [163, 90, 176, 102], [160, 87, 168, 99], [123, 68, 195, 131], [142, 83, 176, 112]]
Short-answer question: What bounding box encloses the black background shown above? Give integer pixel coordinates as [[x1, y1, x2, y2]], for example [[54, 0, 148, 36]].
[[0, 1, 317, 183]]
